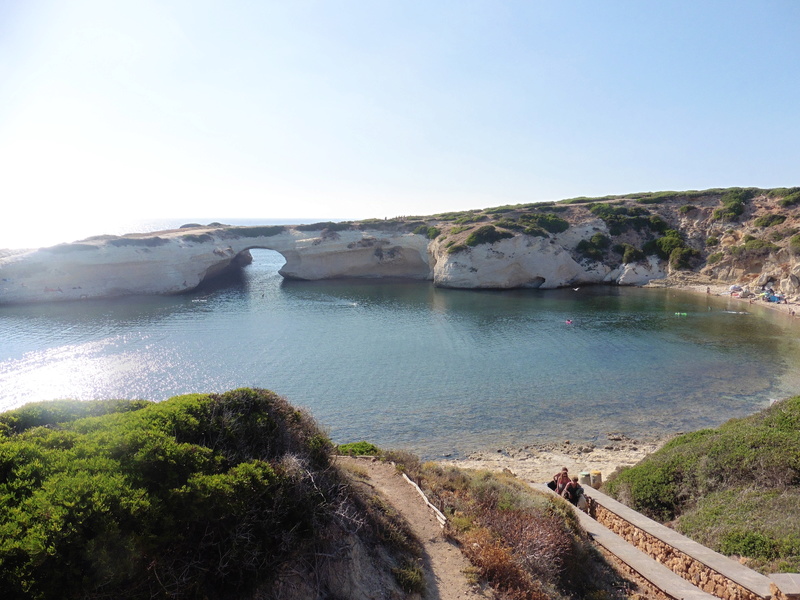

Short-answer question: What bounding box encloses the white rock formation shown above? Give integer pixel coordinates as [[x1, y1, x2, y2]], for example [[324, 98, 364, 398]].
[[0, 222, 668, 304]]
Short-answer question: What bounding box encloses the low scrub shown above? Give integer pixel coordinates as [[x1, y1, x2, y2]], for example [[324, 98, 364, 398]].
[[605, 396, 800, 573], [753, 214, 787, 228], [712, 188, 755, 221], [465, 225, 515, 247], [295, 221, 351, 232], [518, 212, 570, 234], [392, 460, 640, 599]]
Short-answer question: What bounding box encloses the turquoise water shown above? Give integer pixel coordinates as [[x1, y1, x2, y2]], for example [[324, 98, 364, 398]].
[[1, 249, 799, 458]]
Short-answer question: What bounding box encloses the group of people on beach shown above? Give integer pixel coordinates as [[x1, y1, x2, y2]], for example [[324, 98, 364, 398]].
[[547, 467, 588, 510]]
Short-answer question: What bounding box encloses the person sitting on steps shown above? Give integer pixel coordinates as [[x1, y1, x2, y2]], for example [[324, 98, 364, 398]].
[[561, 476, 584, 506]]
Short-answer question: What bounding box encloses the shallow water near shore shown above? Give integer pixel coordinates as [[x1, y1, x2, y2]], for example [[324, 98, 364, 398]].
[[1, 249, 799, 459]]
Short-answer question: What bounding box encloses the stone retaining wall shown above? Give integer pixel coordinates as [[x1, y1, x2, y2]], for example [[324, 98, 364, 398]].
[[590, 500, 762, 600]]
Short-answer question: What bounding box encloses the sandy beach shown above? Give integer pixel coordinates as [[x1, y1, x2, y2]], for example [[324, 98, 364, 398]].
[[444, 274, 798, 483], [441, 432, 667, 484]]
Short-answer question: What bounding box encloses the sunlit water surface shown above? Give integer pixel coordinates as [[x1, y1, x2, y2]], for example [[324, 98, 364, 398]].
[[2, 250, 799, 459]]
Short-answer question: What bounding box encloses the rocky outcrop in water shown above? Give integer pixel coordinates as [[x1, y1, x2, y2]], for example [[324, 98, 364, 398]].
[[2, 187, 799, 303]]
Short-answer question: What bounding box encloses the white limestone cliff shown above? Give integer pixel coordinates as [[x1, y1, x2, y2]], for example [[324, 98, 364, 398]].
[[0, 222, 665, 304]]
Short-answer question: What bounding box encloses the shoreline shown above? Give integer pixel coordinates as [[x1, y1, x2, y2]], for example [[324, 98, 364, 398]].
[[443, 274, 798, 483], [441, 432, 668, 485]]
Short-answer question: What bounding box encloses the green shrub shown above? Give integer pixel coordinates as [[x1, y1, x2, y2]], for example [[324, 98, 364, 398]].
[[587, 203, 655, 235], [181, 233, 214, 243], [392, 562, 426, 594], [337, 441, 381, 456], [620, 244, 644, 264], [518, 212, 570, 234], [413, 225, 440, 239], [494, 218, 524, 231], [705, 236, 719, 247], [0, 389, 342, 599], [643, 229, 686, 260], [678, 204, 697, 214], [712, 188, 754, 221], [447, 243, 468, 254], [669, 247, 700, 270], [753, 214, 787, 228], [605, 396, 800, 570], [706, 252, 724, 265], [778, 191, 800, 207], [790, 234, 800, 252], [295, 221, 351, 232], [465, 225, 514, 247]]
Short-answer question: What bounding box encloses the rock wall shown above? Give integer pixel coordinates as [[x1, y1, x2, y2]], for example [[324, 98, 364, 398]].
[[0, 220, 668, 304], [591, 502, 766, 600]]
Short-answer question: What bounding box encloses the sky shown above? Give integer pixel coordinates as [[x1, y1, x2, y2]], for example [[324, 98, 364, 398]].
[[2, 0, 800, 247]]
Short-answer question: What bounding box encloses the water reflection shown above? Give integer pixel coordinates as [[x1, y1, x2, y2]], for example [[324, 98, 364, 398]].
[[1, 249, 799, 459]]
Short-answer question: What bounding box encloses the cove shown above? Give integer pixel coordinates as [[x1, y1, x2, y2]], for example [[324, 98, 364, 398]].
[[1, 249, 798, 459]]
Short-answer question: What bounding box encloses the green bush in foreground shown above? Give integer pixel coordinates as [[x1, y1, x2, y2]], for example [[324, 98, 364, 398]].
[[0, 389, 338, 599], [605, 395, 800, 573]]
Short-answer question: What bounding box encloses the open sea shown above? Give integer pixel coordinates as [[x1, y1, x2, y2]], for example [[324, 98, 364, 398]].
[[2, 221, 800, 459]]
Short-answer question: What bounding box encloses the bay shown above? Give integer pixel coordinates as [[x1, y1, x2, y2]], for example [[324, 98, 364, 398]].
[[1, 249, 799, 459]]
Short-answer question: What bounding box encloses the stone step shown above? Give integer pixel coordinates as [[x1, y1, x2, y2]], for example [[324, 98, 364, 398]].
[[530, 483, 716, 600]]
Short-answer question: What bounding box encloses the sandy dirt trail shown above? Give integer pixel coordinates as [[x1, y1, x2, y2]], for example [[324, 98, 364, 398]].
[[339, 457, 493, 600]]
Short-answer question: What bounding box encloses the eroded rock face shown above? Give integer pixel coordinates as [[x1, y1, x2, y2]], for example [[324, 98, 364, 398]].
[[432, 234, 602, 289], [0, 226, 436, 304]]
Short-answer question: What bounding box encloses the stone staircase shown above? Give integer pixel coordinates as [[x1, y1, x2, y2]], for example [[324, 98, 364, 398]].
[[530, 483, 800, 600]]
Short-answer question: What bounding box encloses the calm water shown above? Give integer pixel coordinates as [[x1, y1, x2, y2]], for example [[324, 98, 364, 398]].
[[1, 249, 799, 459]]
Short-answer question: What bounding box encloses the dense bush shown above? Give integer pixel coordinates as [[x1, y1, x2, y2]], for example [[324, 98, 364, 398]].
[[337, 441, 381, 456], [678, 204, 697, 214], [643, 229, 686, 260], [0, 389, 343, 599], [605, 396, 800, 573], [753, 214, 787, 228], [465, 225, 515, 247], [712, 188, 755, 221], [518, 212, 570, 234], [412, 225, 441, 239], [669, 247, 700, 270], [576, 233, 610, 261], [778, 191, 800, 208], [587, 203, 656, 235], [618, 243, 644, 264], [706, 252, 724, 264], [705, 236, 719, 247]]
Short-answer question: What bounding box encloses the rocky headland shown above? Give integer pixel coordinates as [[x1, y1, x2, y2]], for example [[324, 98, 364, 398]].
[[2, 187, 800, 304]]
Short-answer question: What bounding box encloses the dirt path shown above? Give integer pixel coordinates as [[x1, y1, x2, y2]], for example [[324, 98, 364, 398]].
[[339, 457, 493, 600]]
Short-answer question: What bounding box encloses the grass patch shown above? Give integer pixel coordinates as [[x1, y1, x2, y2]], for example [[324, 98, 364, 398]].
[[605, 396, 800, 573]]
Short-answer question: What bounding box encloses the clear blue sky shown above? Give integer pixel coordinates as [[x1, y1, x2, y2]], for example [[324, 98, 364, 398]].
[[2, 1, 799, 236]]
